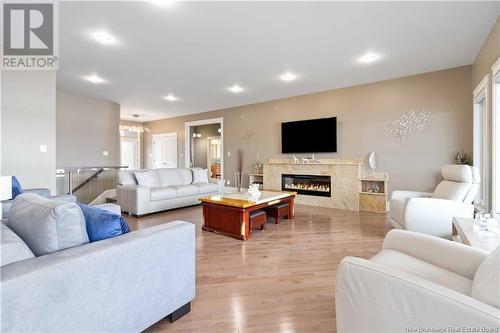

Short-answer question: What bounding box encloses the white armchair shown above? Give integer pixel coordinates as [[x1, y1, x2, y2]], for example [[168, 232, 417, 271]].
[[388, 164, 480, 238], [335, 230, 500, 332]]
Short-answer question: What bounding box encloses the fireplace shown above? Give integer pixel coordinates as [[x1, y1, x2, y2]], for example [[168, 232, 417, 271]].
[[281, 174, 331, 197]]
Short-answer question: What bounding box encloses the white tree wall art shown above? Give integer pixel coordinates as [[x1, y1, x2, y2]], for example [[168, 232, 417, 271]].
[[388, 109, 431, 142]]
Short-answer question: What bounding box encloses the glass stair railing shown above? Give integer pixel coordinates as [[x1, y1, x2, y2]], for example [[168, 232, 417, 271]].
[[56, 166, 127, 204]]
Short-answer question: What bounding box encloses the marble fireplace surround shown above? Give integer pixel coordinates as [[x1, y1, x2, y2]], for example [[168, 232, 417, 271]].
[[263, 158, 362, 211]]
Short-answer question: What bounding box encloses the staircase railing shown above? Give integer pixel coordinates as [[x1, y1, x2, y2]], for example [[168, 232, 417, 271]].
[[56, 166, 127, 204]]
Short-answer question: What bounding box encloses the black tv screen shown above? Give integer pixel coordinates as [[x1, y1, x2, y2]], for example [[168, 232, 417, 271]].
[[281, 117, 337, 153]]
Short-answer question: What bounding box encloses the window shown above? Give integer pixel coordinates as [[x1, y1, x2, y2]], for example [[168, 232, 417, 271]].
[[492, 58, 500, 216], [473, 75, 490, 207]]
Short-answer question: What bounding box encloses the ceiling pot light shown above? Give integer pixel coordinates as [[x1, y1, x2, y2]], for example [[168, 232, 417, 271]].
[[280, 71, 298, 82], [358, 52, 381, 64], [150, 0, 176, 7], [91, 31, 117, 45], [193, 133, 197, 138], [218, 128, 222, 133], [163, 93, 178, 102], [83, 74, 106, 84], [228, 84, 244, 93]]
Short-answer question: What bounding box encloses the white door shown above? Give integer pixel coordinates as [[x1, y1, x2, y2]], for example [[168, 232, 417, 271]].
[[153, 133, 177, 169], [121, 138, 138, 170]]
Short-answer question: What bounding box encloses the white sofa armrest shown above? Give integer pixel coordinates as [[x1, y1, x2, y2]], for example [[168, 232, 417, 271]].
[[403, 197, 474, 239], [382, 230, 489, 279], [116, 184, 150, 216], [390, 190, 432, 201], [335, 257, 500, 333], [210, 179, 225, 194]]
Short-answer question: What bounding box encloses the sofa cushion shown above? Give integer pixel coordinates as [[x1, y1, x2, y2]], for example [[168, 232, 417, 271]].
[[150, 187, 177, 201], [389, 198, 405, 226], [196, 183, 218, 195], [6, 193, 89, 256], [174, 185, 200, 197], [441, 165, 473, 183], [77, 203, 130, 242], [11, 176, 23, 199], [371, 249, 473, 295], [134, 170, 159, 187], [432, 181, 471, 202], [118, 170, 137, 186], [157, 168, 193, 187], [0, 222, 34, 266], [471, 247, 500, 308], [192, 168, 208, 184]]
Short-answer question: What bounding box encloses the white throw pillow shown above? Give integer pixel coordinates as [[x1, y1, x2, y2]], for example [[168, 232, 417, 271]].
[[471, 247, 500, 308], [192, 168, 208, 184], [134, 170, 157, 187]]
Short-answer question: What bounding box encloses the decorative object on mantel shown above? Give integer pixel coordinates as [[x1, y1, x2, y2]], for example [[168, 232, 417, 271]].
[[235, 129, 255, 192], [368, 151, 377, 176], [253, 154, 263, 174], [388, 109, 430, 142], [455, 149, 472, 166], [293, 154, 321, 164]]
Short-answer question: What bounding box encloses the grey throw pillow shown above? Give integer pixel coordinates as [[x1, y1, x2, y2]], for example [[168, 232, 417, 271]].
[[6, 193, 89, 256]]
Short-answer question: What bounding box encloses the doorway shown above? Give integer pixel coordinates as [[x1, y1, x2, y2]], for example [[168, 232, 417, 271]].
[[153, 133, 178, 169], [185, 118, 223, 180], [120, 128, 140, 170], [121, 138, 139, 170], [207, 136, 222, 179]]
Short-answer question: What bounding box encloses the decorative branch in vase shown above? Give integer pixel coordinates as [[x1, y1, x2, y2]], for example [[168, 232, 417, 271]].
[[235, 129, 255, 192]]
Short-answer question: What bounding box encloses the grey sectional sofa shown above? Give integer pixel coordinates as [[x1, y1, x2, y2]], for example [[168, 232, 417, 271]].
[[1, 220, 195, 332], [117, 168, 224, 216]]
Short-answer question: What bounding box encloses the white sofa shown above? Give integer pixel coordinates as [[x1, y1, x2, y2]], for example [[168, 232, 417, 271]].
[[388, 164, 479, 238], [117, 168, 224, 216], [336, 230, 500, 332]]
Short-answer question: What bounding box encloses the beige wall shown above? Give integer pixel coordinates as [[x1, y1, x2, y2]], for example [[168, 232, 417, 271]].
[[1, 71, 57, 193], [472, 17, 499, 88], [471, 17, 499, 208], [144, 66, 473, 192], [56, 90, 121, 168]]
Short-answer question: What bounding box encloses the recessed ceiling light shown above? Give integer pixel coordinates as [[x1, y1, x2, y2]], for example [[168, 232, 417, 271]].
[[150, 0, 176, 7], [83, 74, 107, 84], [228, 84, 244, 93], [280, 71, 298, 82], [358, 52, 381, 64], [91, 31, 117, 45], [163, 93, 178, 102]]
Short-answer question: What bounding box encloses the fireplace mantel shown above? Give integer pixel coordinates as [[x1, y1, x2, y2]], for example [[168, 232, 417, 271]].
[[265, 158, 362, 166], [263, 158, 362, 210]]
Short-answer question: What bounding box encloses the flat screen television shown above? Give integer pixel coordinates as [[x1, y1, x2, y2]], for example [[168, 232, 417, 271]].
[[281, 117, 337, 153]]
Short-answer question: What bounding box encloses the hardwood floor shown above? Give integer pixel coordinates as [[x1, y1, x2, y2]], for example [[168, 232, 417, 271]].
[[124, 204, 389, 333]]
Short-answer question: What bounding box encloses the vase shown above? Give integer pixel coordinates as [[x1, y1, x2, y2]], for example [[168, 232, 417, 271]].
[[235, 172, 242, 192]]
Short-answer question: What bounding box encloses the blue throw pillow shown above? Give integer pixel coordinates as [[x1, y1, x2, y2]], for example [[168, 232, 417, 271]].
[[77, 203, 130, 242], [11, 176, 23, 199]]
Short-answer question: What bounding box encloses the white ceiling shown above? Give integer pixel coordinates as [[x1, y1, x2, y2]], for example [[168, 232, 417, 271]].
[[57, 1, 500, 122]]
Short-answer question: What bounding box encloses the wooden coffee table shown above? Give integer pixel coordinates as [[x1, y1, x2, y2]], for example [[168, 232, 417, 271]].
[[200, 190, 296, 240]]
